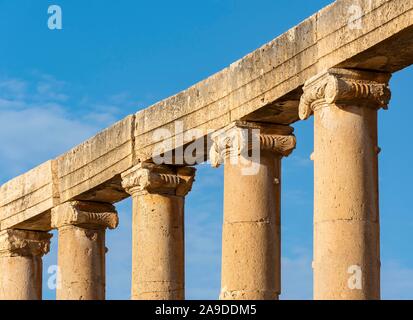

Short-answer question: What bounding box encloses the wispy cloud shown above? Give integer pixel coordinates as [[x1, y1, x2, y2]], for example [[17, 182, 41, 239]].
[[34, 74, 68, 102], [0, 105, 98, 178], [0, 72, 139, 300], [0, 78, 27, 100], [7, 72, 413, 301], [78, 91, 142, 125], [0, 74, 133, 180]]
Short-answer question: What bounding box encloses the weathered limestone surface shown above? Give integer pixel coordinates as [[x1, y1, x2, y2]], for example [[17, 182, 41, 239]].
[[0, 229, 52, 300], [211, 122, 296, 300], [56, 115, 135, 204], [300, 68, 390, 300], [51, 201, 118, 300], [134, 0, 413, 163], [1, 0, 413, 244], [122, 163, 195, 300], [0, 161, 59, 231]]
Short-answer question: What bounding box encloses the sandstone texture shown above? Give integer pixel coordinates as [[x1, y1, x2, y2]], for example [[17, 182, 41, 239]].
[[300, 68, 390, 299], [51, 201, 118, 300], [1, 0, 411, 229], [122, 164, 195, 300], [0, 161, 59, 231], [211, 122, 295, 300], [0, 229, 51, 300], [0, 0, 411, 301]]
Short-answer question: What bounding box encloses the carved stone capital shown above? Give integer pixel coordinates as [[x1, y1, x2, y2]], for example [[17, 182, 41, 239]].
[[121, 163, 196, 197], [0, 229, 52, 257], [299, 68, 391, 120], [210, 121, 296, 168], [51, 201, 119, 230]]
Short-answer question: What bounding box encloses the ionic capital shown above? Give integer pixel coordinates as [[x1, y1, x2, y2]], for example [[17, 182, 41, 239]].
[[299, 68, 391, 120], [121, 163, 196, 197], [210, 121, 296, 168], [51, 201, 119, 230], [0, 229, 52, 257]]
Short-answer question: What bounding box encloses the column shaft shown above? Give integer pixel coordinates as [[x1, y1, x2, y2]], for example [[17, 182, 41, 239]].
[[56, 225, 106, 300], [221, 150, 281, 300], [211, 121, 296, 300], [132, 193, 184, 299], [0, 230, 51, 300], [0, 256, 42, 300], [122, 163, 195, 300], [51, 201, 118, 300], [299, 68, 391, 300], [314, 104, 379, 300]]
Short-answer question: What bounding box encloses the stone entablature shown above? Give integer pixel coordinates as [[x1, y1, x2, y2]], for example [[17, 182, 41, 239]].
[[0, 0, 412, 301], [0, 0, 412, 230], [0, 160, 59, 232], [57, 116, 135, 204]]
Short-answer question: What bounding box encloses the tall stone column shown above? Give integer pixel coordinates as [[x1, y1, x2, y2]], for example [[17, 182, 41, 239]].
[[210, 121, 296, 300], [0, 229, 51, 300], [121, 163, 195, 300], [51, 201, 118, 300], [299, 68, 391, 300]]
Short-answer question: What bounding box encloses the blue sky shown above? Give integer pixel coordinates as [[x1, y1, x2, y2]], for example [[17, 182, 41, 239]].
[[0, 0, 412, 300]]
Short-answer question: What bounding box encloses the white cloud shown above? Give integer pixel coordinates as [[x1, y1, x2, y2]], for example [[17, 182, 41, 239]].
[[0, 78, 27, 100], [0, 73, 144, 300], [0, 74, 129, 181], [9, 73, 413, 301], [0, 73, 133, 299], [0, 104, 99, 178]]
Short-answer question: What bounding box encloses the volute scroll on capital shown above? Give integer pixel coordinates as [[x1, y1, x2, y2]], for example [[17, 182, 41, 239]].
[[0, 229, 52, 257], [121, 163, 196, 197], [210, 121, 296, 168], [299, 68, 392, 120], [51, 201, 119, 230]]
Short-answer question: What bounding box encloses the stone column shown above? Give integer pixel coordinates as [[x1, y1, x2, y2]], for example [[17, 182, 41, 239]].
[[0, 229, 51, 300], [210, 121, 296, 300], [51, 201, 118, 300], [121, 163, 195, 300], [299, 68, 391, 300]]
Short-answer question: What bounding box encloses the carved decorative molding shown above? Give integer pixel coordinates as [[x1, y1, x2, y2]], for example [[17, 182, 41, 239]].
[[0, 229, 52, 257], [121, 163, 196, 197], [299, 68, 391, 120], [210, 121, 296, 168], [51, 201, 119, 230]]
